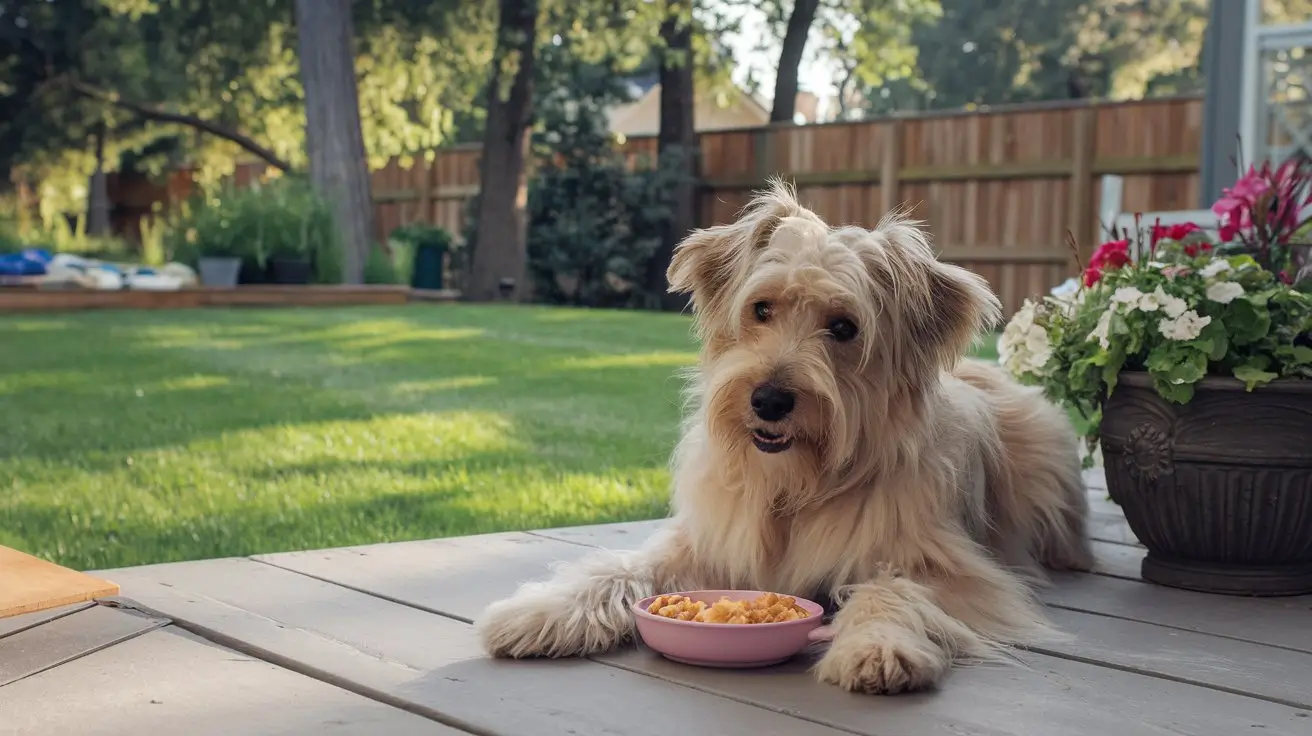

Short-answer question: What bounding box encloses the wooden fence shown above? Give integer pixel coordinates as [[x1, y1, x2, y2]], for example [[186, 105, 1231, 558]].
[[167, 95, 1205, 315]]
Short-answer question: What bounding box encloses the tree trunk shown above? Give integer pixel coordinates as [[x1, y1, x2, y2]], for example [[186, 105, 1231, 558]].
[[646, 1, 698, 311], [770, 0, 820, 124], [87, 124, 111, 237], [466, 0, 538, 302], [295, 0, 375, 284]]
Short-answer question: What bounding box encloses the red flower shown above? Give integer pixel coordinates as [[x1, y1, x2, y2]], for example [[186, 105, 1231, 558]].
[[1151, 222, 1201, 244], [1082, 239, 1131, 286]]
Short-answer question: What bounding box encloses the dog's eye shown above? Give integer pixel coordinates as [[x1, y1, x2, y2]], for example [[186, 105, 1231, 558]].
[[828, 318, 858, 342], [753, 301, 773, 323]]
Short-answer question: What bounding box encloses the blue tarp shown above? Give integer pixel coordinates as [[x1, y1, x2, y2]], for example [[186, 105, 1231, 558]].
[[0, 248, 54, 276]]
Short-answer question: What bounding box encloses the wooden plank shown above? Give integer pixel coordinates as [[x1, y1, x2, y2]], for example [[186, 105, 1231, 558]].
[[0, 602, 93, 640], [0, 604, 166, 686], [0, 627, 448, 736], [937, 248, 1069, 264], [1045, 572, 1312, 654], [0, 545, 119, 620], [1040, 607, 1312, 710], [107, 560, 848, 736], [254, 534, 1312, 735], [879, 119, 902, 213]]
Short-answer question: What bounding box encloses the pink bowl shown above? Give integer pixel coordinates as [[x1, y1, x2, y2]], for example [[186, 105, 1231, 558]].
[[632, 590, 825, 668]]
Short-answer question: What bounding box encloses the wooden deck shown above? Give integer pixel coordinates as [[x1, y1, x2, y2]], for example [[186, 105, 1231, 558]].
[[3, 470, 1310, 736]]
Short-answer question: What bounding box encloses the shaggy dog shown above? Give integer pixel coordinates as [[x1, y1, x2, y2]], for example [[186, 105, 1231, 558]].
[[477, 181, 1093, 694]]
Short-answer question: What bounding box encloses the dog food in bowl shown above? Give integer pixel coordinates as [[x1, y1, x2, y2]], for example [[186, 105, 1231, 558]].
[[632, 590, 825, 668]]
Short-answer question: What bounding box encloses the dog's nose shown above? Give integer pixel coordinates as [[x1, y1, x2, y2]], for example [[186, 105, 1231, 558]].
[[751, 384, 795, 421]]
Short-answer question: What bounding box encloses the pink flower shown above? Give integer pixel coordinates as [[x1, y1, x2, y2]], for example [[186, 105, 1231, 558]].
[[1162, 265, 1192, 280], [1212, 160, 1312, 244]]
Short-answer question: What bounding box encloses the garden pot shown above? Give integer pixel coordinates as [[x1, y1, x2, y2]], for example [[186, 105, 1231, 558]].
[[238, 259, 268, 285], [1100, 371, 1312, 596], [197, 257, 241, 288], [268, 257, 313, 285]]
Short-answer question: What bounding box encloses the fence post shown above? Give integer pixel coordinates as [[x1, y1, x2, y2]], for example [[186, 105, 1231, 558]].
[[419, 151, 436, 226], [1068, 106, 1097, 260], [880, 119, 903, 213]]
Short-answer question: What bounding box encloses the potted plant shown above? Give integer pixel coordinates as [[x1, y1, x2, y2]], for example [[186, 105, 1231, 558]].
[[999, 159, 1312, 596], [197, 244, 244, 288]]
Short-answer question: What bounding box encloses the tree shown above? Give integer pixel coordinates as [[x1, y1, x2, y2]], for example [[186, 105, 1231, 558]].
[[466, 0, 539, 302], [295, 0, 376, 284], [770, 0, 820, 123], [647, 0, 699, 309]]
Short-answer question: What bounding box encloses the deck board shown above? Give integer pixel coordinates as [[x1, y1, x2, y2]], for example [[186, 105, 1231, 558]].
[[0, 605, 166, 687], [0, 627, 451, 735], [103, 559, 850, 736]]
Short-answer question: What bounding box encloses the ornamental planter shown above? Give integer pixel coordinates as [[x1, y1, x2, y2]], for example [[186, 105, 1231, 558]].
[[1100, 371, 1312, 596]]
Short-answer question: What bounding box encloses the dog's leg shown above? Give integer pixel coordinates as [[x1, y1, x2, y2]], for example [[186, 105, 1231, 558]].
[[813, 564, 976, 694], [477, 525, 701, 659], [815, 541, 1058, 694]]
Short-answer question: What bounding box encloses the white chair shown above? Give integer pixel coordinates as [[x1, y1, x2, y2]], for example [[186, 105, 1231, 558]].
[[1100, 175, 1220, 259]]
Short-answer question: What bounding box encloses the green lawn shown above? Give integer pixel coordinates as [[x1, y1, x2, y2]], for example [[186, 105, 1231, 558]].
[[0, 305, 997, 570]]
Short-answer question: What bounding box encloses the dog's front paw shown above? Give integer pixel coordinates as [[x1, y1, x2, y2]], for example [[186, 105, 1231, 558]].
[[813, 626, 947, 694], [477, 587, 633, 659]]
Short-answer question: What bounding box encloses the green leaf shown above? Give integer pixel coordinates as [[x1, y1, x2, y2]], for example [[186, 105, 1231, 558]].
[[1278, 344, 1312, 367], [1187, 318, 1229, 361], [1153, 376, 1196, 404], [1225, 298, 1273, 345], [1233, 362, 1279, 391]]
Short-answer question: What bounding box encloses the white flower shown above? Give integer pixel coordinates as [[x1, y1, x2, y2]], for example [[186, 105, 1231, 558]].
[[1158, 310, 1212, 341], [1206, 281, 1245, 304], [1049, 277, 1080, 302], [1199, 259, 1231, 278], [1088, 308, 1114, 349], [1111, 286, 1145, 307], [1159, 288, 1189, 318], [1137, 289, 1163, 312], [999, 301, 1052, 377]]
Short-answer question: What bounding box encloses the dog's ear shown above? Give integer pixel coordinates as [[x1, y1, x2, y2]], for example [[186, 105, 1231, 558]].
[[667, 179, 802, 307], [873, 214, 1002, 372]]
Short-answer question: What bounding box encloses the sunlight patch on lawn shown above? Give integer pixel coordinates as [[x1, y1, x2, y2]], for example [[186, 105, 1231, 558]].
[[389, 376, 498, 395], [553, 351, 697, 370], [154, 374, 233, 391], [0, 369, 88, 394]]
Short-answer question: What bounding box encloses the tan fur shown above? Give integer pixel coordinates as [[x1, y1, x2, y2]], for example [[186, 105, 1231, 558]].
[[477, 180, 1093, 693]]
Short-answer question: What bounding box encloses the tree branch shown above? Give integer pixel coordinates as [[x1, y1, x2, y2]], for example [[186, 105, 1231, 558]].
[[66, 79, 293, 172]]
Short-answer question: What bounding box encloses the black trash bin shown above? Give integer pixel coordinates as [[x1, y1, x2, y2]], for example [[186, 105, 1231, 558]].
[[411, 242, 446, 291]]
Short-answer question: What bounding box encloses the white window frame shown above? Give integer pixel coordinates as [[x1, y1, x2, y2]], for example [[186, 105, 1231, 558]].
[[1240, 0, 1312, 167]]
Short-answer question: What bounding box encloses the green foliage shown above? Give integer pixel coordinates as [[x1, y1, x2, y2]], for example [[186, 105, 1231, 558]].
[[363, 244, 401, 284], [164, 175, 338, 277]]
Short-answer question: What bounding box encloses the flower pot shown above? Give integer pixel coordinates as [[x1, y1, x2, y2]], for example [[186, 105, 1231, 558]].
[[238, 259, 268, 285], [197, 257, 241, 288], [1100, 371, 1312, 596], [268, 257, 313, 285]]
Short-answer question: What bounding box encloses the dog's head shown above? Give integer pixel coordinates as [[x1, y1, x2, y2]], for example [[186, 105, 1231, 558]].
[[668, 180, 1000, 485]]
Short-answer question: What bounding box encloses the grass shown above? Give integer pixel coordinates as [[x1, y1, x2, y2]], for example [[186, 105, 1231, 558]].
[[0, 305, 997, 570]]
